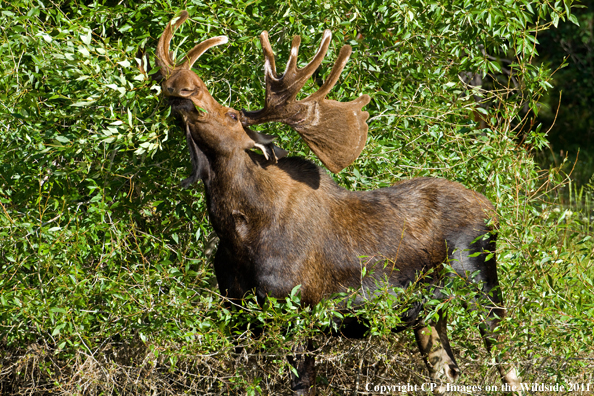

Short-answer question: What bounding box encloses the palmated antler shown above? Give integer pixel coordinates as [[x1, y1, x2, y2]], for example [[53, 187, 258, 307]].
[[241, 30, 370, 173]]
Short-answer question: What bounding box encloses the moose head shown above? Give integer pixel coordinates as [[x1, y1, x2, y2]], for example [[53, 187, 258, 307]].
[[148, 10, 370, 182]]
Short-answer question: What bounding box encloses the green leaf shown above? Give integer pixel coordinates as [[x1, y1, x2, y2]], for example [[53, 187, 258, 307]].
[[117, 60, 131, 68], [552, 12, 559, 27], [80, 30, 92, 45], [55, 136, 70, 143], [290, 285, 302, 300], [70, 100, 96, 107], [78, 46, 90, 57]]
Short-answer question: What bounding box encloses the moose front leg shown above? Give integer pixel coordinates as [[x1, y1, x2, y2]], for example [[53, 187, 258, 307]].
[[288, 339, 316, 396]]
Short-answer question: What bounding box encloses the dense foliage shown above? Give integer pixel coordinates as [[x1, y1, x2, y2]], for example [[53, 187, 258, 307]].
[[1, 0, 593, 393], [537, 0, 594, 185]]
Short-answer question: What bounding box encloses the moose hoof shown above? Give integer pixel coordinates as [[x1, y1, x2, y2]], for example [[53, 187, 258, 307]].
[[429, 360, 460, 395], [428, 354, 460, 383]]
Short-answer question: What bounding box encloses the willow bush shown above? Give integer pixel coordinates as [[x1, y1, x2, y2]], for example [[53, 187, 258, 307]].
[[1, 0, 593, 394]]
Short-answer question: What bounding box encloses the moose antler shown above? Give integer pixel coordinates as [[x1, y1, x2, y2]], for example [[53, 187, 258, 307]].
[[155, 10, 228, 76], [241, 30, 370, 173]]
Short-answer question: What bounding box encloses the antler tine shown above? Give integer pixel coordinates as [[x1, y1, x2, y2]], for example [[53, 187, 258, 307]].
[[309, 45, 351, 101], [156, 10, 189, 71], [295, 30, 332, 79], [271, 30, 332, 100], [284, 35, 301, 76], [279, 30, 332, 103], [182, 36, 229, 69], [260, 31, 278, 79]]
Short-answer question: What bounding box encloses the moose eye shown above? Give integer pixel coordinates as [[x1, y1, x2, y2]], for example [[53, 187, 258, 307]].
[[227, 112, 238, 121]]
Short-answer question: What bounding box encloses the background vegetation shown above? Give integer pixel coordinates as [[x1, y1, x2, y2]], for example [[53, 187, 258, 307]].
[[1, 0, 593, 394], [537, 0, 594, 188]]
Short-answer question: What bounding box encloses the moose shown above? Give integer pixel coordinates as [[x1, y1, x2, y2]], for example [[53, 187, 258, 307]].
[[146, 11, 522, 395]]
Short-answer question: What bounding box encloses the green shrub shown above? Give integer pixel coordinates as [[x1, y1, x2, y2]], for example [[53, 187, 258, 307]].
[[1, 0, 592, 394]]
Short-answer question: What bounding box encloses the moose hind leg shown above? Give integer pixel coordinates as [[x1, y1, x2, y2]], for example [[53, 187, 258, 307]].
[[461, 234, 522, 392], [288, 339, 316, 396], [414, 310, 460, 390], [478, 312, 522, 393], [474, 285, 522, 392]]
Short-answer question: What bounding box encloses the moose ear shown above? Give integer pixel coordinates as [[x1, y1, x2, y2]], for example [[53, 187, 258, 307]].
[[244, 128, 288, 163], [181, 123, 210, 188]]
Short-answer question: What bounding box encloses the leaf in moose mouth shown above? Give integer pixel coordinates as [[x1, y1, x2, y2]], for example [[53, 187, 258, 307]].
[[194, 105, 208, 114]]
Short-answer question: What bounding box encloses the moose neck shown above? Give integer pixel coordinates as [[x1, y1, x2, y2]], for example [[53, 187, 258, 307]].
[[207, 148, 261, 189], [195, 132, 275, 239]]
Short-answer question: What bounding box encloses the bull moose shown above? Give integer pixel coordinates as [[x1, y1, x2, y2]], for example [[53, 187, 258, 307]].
[[144, 10, 522, 395]]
